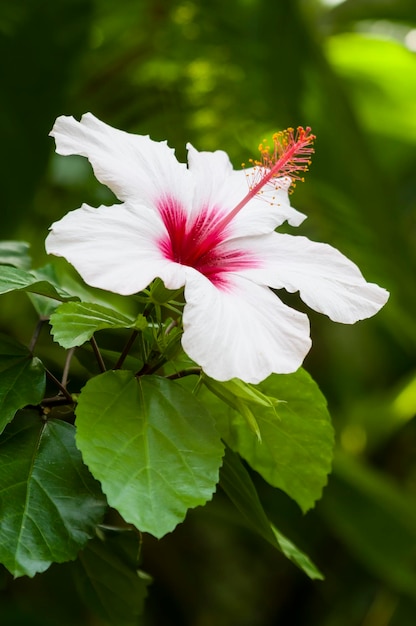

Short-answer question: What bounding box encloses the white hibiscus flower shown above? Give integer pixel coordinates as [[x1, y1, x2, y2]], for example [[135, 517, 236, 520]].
[[46, 113, 389, 383]]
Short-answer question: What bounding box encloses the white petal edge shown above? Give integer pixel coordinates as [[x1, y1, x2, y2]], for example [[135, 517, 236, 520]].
[[182, 269, 311, 383], [46, 203, 186, 295], [50, 113, 193, 211], [235, 233, 390, 323]]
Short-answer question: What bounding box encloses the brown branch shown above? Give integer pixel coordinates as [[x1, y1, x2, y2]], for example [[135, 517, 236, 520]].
[[28, 316, 48, 354], [166, 367, 202, 380], [90, 336, 106, 373], [44, 368, 73, 403], [114, 329, 139, 369], [62, 347, 75, 388]]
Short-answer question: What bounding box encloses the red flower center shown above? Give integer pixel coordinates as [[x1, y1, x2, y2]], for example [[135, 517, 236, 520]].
[[157, 197, 254, 287], [156, 126, 315, 288]]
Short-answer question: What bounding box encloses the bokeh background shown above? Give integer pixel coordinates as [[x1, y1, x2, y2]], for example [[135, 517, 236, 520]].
[[1, 0, 416, 624]]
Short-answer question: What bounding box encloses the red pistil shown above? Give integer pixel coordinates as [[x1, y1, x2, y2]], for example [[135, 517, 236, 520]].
[[157, 126, 314, 286], [216, 126, 315, 232]]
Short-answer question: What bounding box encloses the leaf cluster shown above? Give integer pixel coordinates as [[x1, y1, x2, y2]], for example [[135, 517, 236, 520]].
[[0, 242, 333, 623]]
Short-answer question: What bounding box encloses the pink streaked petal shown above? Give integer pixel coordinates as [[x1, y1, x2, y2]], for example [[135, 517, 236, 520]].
[[181, 269, 311, 383], [186, 144, 306, 237], [50, 113, 193, 210], [237, 233, 390, 323], [46, 203, 181, 295], [157, 214, 261, 287], [188, 242, 260, 287], [186, 143, 233, 218]]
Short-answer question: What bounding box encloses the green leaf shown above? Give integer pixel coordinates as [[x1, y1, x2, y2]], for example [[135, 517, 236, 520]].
[[73, 529, 151, 626], [0, 334, 45, 433], [204, 376, 280, 409], [0, 241, 31, 269], [220, 447, 323, 580], [0, 265, 74, 301], [28, 264, 71, 316], [48, 259, 144, 319], [223, 369, 334, 512], [50, 301, 147, 349], [202, 376, 281, 441], [76, 371, 224, 538], [327, 34, 416, 146], [0, 411, 106, 577]]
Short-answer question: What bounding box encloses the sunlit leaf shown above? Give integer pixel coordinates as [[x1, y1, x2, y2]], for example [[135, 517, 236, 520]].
[[223, 369, 334, 512], [329, 0, 416, 28], [50, 302, 147, 348], [338, 371, 416, 456], [76, 371, 224, 538], [0, 411, 106, 577], [73, 529, 150, 626], [0, 334, 45, 434], [326, 33, 416, 145], [220, 447, 323, 579]]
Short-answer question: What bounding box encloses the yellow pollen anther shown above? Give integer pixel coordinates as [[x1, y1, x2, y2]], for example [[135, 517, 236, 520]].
[[243, 126, 315, 198], [214, 126, 315, 233]]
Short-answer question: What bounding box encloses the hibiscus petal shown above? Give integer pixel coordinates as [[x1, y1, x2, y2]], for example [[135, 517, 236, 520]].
[[181, 269, 311, 383], [46, 203, 185, 295], [185, 143, 233, 220], [50, 113, 193, 210], [232, 171, 307, 229], [187, 143, 306, 236], [237, 233, 390, 323]]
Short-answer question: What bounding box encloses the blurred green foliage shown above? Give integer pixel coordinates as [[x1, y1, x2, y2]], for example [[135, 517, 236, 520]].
[[1, 0, 416, 624]]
